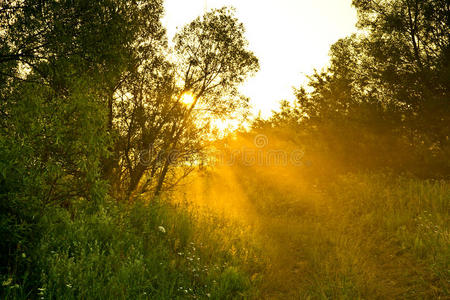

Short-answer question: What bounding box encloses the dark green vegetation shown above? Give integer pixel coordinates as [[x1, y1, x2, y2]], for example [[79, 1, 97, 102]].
[[1, 1, 260, 298], [2, 198, 264, 299], [1, 0, 449, 299]]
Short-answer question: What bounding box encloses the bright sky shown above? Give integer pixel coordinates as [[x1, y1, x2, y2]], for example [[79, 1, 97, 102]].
[[162, 0, 357, 118]]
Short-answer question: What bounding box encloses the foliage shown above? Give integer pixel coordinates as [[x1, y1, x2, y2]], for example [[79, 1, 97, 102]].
[[261, 0, 450, 177], [0, 0, 260, 298], [110, 7, 259, 198], [1, 199, 261, 299], [1, 0, 449, 298], [1, 0, 165, 284]]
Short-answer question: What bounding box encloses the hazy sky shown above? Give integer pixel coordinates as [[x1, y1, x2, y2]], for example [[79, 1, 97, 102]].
[[162, 0, 358, 118]]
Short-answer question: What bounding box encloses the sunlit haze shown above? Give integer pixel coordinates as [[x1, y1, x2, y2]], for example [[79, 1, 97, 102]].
[[163, 0, 358, 118]]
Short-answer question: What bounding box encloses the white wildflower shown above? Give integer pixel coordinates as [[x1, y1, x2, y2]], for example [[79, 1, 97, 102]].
[[158, 226, 166, 233]]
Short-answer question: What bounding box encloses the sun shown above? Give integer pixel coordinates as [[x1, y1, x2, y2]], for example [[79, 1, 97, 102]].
[[180, 92, 196, 106]]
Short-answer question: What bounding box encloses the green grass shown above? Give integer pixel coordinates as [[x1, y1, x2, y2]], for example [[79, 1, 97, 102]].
[[239, 171, 449, 299], [1, 197, 262, 299], [2, 172, 448, 299]]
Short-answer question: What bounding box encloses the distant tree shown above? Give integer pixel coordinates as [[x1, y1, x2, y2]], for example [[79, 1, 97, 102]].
[[351, 0, 450, 173], [353, 0, 450, 137], [260, 0, 449, 176]]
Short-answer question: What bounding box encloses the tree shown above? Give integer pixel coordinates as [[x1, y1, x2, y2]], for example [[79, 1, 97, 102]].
[[352, 0, 450, 140], [111, 7, 259, 198], [352, 0, 450, 174], [260, 0, 449, 176], [0, 0, 166, 286]]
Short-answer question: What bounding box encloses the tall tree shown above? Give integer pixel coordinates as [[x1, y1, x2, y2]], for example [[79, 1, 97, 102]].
[[111, 7, 259, 198], [0, 0, 165, 283]]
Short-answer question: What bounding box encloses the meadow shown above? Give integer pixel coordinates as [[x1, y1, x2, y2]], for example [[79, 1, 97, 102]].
[[2, 194, 265, 299], [3, 166, 448, 299], [178, 166, 449, 299]]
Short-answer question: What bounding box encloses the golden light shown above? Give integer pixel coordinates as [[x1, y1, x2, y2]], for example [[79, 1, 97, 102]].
[[212, 118, 241, 136], [180, 92, 196, 106]]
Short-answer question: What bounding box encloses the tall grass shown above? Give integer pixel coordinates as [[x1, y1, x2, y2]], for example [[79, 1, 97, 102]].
[[1, 197, 263, 299], [240, 171, 449, 299], [2, 170, 448, 299]]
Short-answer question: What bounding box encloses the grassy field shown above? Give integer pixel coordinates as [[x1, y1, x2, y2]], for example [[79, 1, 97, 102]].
[[3, 168, 448, 299], [1, 196, 263, 299], [179, 167, 449, 299]]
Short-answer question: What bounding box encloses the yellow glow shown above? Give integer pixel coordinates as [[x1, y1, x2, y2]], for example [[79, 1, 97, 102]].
[[212, 118, 240, 135], [180, 92, 196, 106]]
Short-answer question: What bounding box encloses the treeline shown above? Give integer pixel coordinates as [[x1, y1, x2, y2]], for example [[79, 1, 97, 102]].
[[0, 1, 259, 297], [254, 0, 449, 178]]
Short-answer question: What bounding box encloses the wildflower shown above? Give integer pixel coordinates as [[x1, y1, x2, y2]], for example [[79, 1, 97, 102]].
[[158, 226, 166, 233], [66, 283, 72, 288]]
